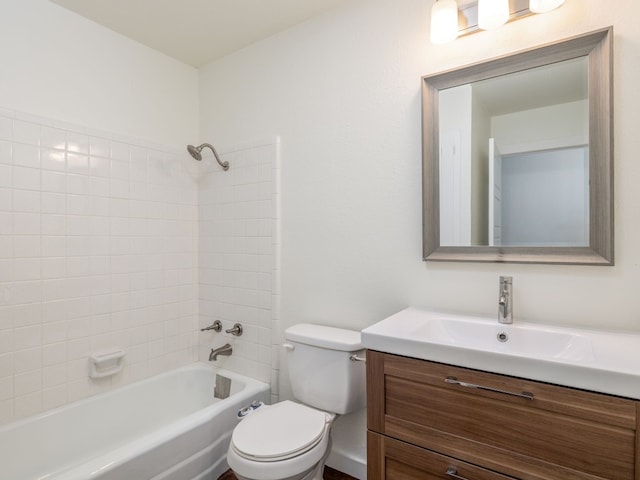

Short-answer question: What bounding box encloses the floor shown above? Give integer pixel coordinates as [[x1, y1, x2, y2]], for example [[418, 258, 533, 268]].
[[218, 466, 358, 480]]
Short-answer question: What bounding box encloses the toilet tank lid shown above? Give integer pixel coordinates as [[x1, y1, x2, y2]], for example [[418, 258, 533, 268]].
[[285, 324, 363, 351]]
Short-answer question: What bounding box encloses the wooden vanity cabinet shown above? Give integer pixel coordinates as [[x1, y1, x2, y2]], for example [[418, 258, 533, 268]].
[[367, 350, 640, 480]]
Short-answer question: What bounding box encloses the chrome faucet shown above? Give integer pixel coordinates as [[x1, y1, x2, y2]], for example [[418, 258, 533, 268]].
[[209, 343, 232, 361], [498, 276, 513, 324]]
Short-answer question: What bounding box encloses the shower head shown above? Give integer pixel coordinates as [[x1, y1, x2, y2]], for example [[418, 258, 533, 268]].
[[187, 144, 203, 161], [186, 143, 229, 171]]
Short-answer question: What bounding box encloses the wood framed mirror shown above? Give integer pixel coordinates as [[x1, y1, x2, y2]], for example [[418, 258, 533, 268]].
[[422, 27, 613, 265]]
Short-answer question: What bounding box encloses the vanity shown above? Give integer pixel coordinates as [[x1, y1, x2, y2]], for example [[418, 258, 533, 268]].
[[362, 308, 640, 480], [365, 24, 629, 479]]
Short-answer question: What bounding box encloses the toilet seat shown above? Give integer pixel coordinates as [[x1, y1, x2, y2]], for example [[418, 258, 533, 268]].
[[231, 401, 330, 461]]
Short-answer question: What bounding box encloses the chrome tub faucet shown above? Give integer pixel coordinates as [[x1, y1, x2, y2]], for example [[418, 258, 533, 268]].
[[498, 276, 513, 324], [209, 343, 233, 361]]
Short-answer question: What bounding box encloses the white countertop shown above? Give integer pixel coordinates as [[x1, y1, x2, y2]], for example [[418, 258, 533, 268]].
[[362, 307, 640, 400]]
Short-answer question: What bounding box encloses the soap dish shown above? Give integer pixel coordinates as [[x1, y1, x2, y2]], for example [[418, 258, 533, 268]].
[[89, 348, 125, 378]]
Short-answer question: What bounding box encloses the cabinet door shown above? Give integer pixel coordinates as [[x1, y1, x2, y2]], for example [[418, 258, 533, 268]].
[[368, 432, 518, 480], [367, 350, 638, 480]]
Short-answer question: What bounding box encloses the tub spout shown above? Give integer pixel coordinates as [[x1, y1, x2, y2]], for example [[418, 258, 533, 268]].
[[209, 343, 232, 361]]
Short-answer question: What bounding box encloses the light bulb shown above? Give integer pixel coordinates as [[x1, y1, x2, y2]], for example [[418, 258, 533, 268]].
[[478, 0, 509, 30], [529, 0, 565, 13], [430, 0, 459, 44]]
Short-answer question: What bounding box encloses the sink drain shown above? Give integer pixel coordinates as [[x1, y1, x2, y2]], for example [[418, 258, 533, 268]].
[[497, 332, 508, 342]]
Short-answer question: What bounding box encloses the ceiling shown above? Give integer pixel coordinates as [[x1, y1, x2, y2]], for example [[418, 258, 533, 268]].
[[50, 0, 350, 67], [472, 57, 588, 116]]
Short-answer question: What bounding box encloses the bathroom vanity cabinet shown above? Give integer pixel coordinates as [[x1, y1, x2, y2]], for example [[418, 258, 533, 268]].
[[366, 350, 640, 480]]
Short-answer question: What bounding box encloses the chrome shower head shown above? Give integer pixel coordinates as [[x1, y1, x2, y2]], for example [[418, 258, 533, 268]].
[[186, 143, 229, 171], [187, 144, 203, 161]]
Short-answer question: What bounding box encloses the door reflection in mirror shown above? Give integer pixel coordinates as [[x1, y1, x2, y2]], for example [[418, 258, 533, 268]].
[[496, 145, 588, 247], [438, 57, 589, 247]]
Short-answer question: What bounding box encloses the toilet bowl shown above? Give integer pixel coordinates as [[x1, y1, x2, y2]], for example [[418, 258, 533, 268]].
[[228, 401, 335, 480], [226, 324, 366, 480]]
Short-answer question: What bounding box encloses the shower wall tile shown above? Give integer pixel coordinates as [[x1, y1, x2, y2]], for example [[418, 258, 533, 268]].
[[0, 108, 279, 425], [0, 108, 199, 426], [199, 139, 281, 396]]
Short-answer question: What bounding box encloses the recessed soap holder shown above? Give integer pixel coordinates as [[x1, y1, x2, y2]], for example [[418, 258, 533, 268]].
[[89, 348, 125, 379]]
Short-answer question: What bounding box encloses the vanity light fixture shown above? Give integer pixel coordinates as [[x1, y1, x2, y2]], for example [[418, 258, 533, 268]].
[[429, 0, 566, 44], [478, 0, 509, 30], [430, 0, 459, 44], [529, 0, 565, 13]]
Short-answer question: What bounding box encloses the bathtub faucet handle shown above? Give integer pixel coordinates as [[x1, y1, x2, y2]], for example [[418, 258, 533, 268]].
[[225, 323, 243, 336], [201, 320, 222, 332]]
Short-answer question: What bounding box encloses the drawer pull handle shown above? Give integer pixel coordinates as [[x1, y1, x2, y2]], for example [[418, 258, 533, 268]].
[[445, 376, 534, 400], [446, 467, 470, 480]]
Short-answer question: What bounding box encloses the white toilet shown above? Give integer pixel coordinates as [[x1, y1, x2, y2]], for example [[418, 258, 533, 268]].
[[227, 324, 366, 480]]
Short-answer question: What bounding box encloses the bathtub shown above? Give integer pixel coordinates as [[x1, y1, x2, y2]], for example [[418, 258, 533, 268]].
[[0, 363, 270, 480]]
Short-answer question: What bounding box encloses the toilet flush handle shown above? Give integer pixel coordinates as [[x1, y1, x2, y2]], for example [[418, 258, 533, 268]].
[[282, 343, 295, 351]]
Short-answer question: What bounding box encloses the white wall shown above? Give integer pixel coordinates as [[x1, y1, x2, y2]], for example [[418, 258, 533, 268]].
[[0, 0, 200, 425], [491, 100, 588, 154], [0, 0, 198, 148], [198, 0, 640, 402]]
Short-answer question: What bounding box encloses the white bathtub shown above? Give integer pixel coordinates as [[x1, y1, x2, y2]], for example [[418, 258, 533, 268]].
[[0, 363, 270, 480]]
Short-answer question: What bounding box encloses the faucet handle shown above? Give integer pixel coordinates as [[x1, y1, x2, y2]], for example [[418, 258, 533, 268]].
[[201, 320, 222, 332], [225, 323, 243, 336]]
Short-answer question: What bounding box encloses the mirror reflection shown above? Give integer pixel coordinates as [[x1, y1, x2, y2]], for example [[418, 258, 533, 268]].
[[438, 57, 589, 247]]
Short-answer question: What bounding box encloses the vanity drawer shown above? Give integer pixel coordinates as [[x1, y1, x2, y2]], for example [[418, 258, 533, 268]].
[[367, 350, 639, 480], [368, 431, 519, 480]]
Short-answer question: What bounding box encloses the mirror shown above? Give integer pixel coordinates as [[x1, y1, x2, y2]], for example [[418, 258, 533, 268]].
[[422, 28, 613, 265]]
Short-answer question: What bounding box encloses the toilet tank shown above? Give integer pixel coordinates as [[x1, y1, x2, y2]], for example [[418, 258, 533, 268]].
[[284, 324, 366, 415]]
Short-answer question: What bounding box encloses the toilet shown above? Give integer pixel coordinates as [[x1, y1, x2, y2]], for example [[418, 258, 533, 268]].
[[227, 324, 366, 480]]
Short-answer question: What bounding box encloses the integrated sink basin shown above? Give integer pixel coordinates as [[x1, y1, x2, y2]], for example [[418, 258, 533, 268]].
[[422, 315, 594, 362], [361, 307, 640, 399]]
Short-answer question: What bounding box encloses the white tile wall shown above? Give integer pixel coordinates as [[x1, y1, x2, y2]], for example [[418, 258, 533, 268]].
[[198, 139, 281, 403], [0, 109, 199, 425]]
